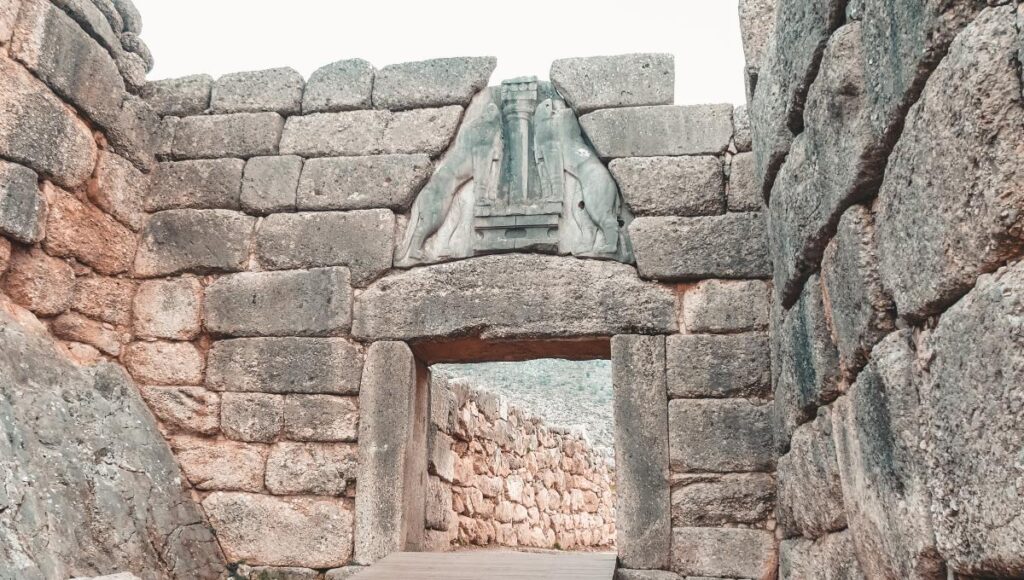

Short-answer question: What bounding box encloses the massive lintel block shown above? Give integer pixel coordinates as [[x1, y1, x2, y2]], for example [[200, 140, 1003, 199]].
[[630, 213, 771, 281], [580, 104, 733, 158], [353, 255, 677, 341], [549, 53, 674, 114]]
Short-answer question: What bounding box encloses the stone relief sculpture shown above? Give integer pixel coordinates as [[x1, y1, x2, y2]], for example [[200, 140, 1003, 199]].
[[395, 77, 633, 268]]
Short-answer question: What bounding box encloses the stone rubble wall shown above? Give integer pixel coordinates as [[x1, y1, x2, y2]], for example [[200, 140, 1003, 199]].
[[423, 375, 615, 552], [743, 0, 1024, 577]]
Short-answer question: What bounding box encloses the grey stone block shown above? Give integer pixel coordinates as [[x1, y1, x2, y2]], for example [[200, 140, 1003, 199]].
[[353, 255, 677, 341], [138, 385, 220, 436], [0, 0, 19, 44], [779, 531, 863, 580], [246, 566, 319, 580], [666, 333, 770, 399], [726, 152, 759, 211], [739, 0, 777, 72], [923, 261, 1024, 574], [50, 0, 119, 54], [609, 156, 724, 217], [134, 209, 255, 277], [254, 210, 395, 286], [381, 107, 463, 156], [669, 399, 775, 473], [206, 337, 362, 395], [611, 335, 671, 570], [875, 6, 1024, 322], [682, 279, 769, 334], [283, 394, 359, 442], [732, 104, 752, 152], [297, 155, 432, 212], [220, 392, 283, 443], [615, 571, 680, 580], [148, 159, 244, 211], [833, 331, 942, 579], [205, 268, 352, 337], [241, 155, 302, 215], [265, 441, 357, 496], [0, 58, 97, 188], [104, 94, 158, 173], [549, 53, 674, 114], [110, 0, 140, 33], [172, 112, 284, 159], [211, 67, 304, 115], [671, 527, 777, 579], [0, 160, 45, 244], [354, 341, 417, 565], [580, 105, 733, 158], [280, 106, 462, 158], [372, 57, 495, 110], [631, 213, 770, 281], [777, 409, 846, 539], [670, 472, 775, 528], [303, 59, 374, 113], [132, 276, 202, 340], [91, 150, 148, 231], [324, 568, 364, 580], [142, 74, 212, 116]]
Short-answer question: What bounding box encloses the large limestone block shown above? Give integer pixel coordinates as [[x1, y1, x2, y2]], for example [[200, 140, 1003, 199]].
[[549, 53, 674, 114], [148, 159, 244, 212], [203, 492, 353, 568], [172, 112, 284, 159], [72, 274, 134, 325], [611, 335, 671, 570], [134, 209, 256, 277], [580, 105, 732, 158], [832, 331, 943, 579], [0, 159, 45, 243], [92, 150, 149, 231], [123, 340, 204, 386], [42, 183, 135, 275], [671, 527, 776, 579], [1, 247, 75, 315], [303, 59, 374, 113], [608, 156, 724, 217], [0, 57, 96, 188], [139, 385, 220, 436], [280, 107, 462, 158], [206, 337, 362, 395], [283, 394, 359, 442], [669, 399, 775, 473], [776, 409, 846, 539], [739, 0, 777, 72], [726, 151, 759, 211], [670, 473, 775, 527], [133, 277, 203, 340], [265, 442, 357, 496], [666, 333, 770, 399], [241, 155, 303, 215], [631, 213, 770, 281], [922, 262, 1024, 576], [205, 268, 352, 337], [779, 531, 863, 580], [353, 255, 677, 341], [681, 279, 769, 333], [0, 308, 224, 579], [254, 210, 395, 286], [220, 392, 283, 442], [169, 436, 266, 492], [141, 74, 213, 116], [211, 67, 304, 115], [297, 155, 432, 211], [372, 57, 495, 110], [875, 6, 1024, 322]]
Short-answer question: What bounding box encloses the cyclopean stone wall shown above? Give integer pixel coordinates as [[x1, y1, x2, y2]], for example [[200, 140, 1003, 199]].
[[423, 375, 615, 552], [743, 0, 1024, 577]]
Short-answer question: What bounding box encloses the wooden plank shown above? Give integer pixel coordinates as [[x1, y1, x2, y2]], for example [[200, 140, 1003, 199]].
[[351, 550, 617, 580]]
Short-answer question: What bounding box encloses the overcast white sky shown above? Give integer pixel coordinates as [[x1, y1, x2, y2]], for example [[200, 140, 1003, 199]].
[[135, 0, 746, 106]]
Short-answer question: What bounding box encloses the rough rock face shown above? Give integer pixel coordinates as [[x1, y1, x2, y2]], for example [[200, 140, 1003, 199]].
[[779, 531, 862, 580], [0, 302, 224, 579]]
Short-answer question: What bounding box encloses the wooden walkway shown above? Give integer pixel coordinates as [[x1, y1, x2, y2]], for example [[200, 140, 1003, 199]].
[[351, 550, 617, 579]]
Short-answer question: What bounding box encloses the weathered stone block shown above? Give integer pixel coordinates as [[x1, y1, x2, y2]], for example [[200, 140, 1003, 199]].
[[354, 255, 677, 340], [631, 213, 770, 281], [355, 341, 417, 565], [139, 385, 220, 435], [110, 0, 140, 34], [279, 107, 462, 158], [726, 151, 759, 211], [608, 156, 724, 217], [303, 59, 374, 113], [169, 435, 266, 492], [51, 311, 124, 355], [875, 6, 1024, 322], [0, 0, 20, 44], [670, 473, 775, 527], [71, 275, 133, 325], [220, 392, 283, 443], [923, 261, 1024, 575], [203, 492, 354, 568], [324, 568, 364, 580], [666, 333, 770, 399], [733, 104, 752, 152], [777, 409, 846, 539], [297, 155, 432, 212], [669, 399, 774, 473], [833, 331, 943, 579], [42, 183, 135, 275], [671, 527, 776, 579], [266, 442, 358, 496], [549, 53, 674, 114], [205, 268, 352, 337], [254, 210, 395, 286], [241, 155, 302, 215], [91, 150, 149, 231], [211, 67, 304, 115], [142, 74, 213, 116], [172, 112, 284, 159], [148, 159, 244, 211], [0, 159, 45, 244], [206, 337, 362, 395], [425, 475, 452, 531], [614, 570, 681, 580], [739, 0, 776, 72], [372, 57, 495, 110], [2, 246, 74, 315], [580, 105, 733, 158], [611, 335, 670, 570], [246, 567, 318, 580], [123, 340, 204, 386], [379, 106, 464, 156], [283, 394, 359, 442], [104, 94, 158, 173], [779, 531, 863, 580], [134, 209, 255, 277], [133, 276, 203, 340], [0, 57, 97, 188], [429, 429, 455, 483], [682, 279, 769, 333]]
